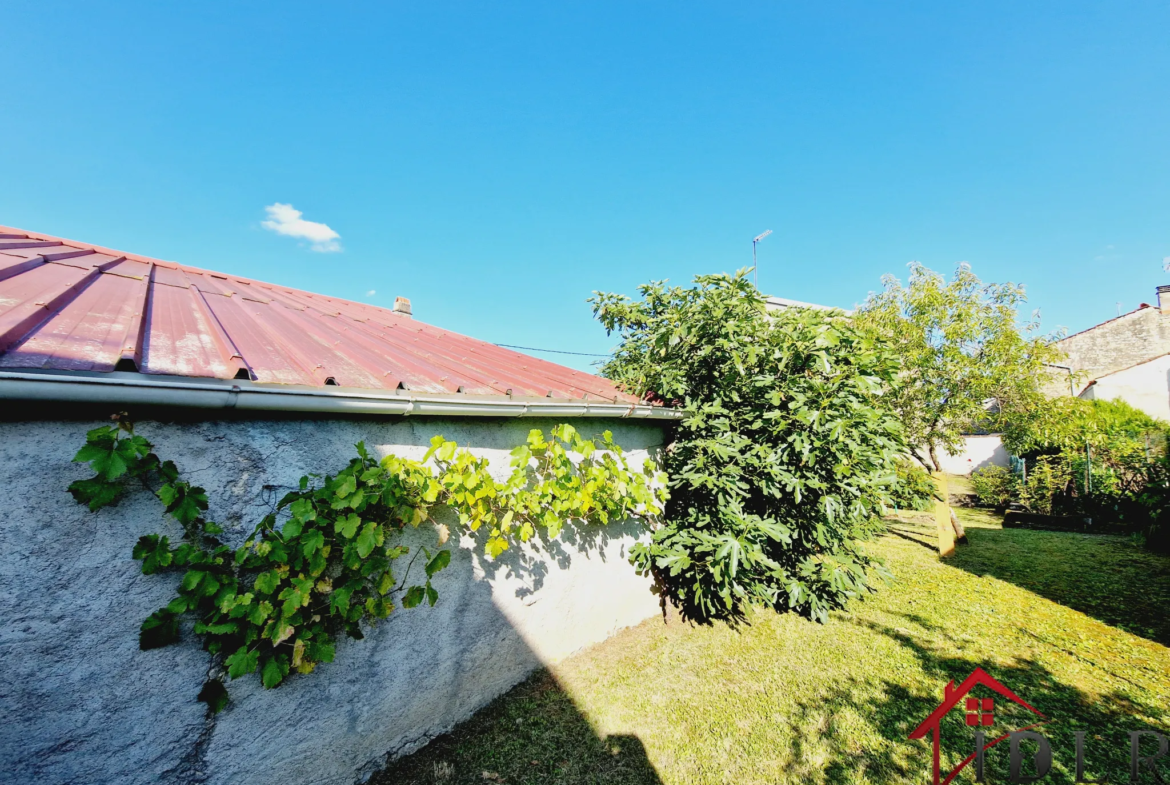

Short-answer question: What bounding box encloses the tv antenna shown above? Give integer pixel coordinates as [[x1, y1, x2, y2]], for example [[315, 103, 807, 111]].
[[752, 230, 772, 287]]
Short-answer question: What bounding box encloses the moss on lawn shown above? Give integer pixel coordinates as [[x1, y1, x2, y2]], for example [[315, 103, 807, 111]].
[[371, 508, 1170, 785]]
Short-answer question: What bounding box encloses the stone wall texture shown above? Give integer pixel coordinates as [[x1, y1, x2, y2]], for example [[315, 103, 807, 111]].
[[1059, 305, 1170, 381], [0, 415, 666, 785], [1054, 304, 1170, 420]]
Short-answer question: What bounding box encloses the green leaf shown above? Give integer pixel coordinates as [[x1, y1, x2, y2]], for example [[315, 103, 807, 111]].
[[197, 679, 230, 713], [308, 640, 335, 663], [260, 655, 288, 689], [226, 646, 260, 679], [289, 497, 317, 522], [248, 600, 273, 625], [425, 550, 451, 578], [330, 585, 354, 615], [180, 570, 206, 592], [335, 513, 361, 539], [68, 477, 122, 511], [165, 596, 191, 614], [335, 474, 357, 499], [282, 518, 304, 539], [202, 621, 239, 635], [140, 609, 180, 650], [301, 529, 325, 557], [254, 571, 280, 594], [355, 522, 378, 558], [73, 443, 110, 463], [402, 586, 425, 608]]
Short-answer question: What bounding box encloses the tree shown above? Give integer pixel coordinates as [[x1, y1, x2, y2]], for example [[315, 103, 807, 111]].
[[855, 263, 1060, 541], [590, 271, 906, 622]]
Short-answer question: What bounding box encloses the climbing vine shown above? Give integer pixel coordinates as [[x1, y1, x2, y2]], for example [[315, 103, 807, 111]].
[[69, 417, 664, 711]]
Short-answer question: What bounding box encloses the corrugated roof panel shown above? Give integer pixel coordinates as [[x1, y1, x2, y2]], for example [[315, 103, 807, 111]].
[[0, 272, 139, 371], [0, 262, 97, 353], [0, 253, 44, 283], [230, 295, 386, 388], [102, 258, 153, 279], [196, 292, 314, 385], [142, 284, 232, 379], [152, 265, 192, 289], [0, 223, 648, 406]]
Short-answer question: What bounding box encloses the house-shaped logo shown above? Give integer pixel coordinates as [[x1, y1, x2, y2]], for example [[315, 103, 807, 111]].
[[909, 667, 1046, 785]]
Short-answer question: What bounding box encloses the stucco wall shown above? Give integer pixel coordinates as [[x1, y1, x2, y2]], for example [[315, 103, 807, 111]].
[[1081, 354, 1170, 421], [0, 415, 666, 785]]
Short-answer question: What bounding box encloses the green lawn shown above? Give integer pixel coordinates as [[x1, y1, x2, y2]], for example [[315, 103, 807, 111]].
[[372, 508, 1170, 785]]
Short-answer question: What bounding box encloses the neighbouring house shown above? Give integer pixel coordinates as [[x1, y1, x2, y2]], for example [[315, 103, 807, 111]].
[[765, 295, 853, 315], [1054, 286, 1170, 421], [926, 286, 1170, 475], [0, 224, 678, 785]]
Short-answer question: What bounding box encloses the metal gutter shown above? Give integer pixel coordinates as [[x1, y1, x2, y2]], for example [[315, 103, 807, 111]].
[[0, 370, 683, 420]]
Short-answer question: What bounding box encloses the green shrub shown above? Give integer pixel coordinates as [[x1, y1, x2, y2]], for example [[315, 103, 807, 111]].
[[1017, 456, 1072, 515], [591, 271, 906, 622], [1000, 397, 1170, 530], [971, 465, 1017, 509], [889, 461, 937, 511], [1138, 455, 1170, 552]]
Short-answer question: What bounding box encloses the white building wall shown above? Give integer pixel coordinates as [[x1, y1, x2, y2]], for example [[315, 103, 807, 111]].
[[918, 435, 1010, 475], [0, 416, 665, 785], [1081, 354, 1170, 422]]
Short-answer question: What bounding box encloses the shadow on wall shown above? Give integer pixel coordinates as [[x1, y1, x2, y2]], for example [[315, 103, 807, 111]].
[[369, 670, 663, 785], [0, 413, 666, 785]]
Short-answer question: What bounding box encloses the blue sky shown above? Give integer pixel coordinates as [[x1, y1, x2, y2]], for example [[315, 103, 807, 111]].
[[2, 1, 1168, 373]]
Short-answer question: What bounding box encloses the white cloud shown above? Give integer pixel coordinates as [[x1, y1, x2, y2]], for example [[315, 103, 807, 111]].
[[261, 203, 341, 252], [366, 289, 376, 296], [1163, 257, 1170, 272]]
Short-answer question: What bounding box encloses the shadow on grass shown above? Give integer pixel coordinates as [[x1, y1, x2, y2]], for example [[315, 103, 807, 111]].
[[947, 522, 1170, 647], [372, 513, 1170, 785], [780, 612, 1170, 785], [369, 670, 662, 785]]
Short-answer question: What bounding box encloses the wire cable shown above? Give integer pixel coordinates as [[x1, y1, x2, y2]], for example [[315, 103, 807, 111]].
[[495, 343, 610, 357]]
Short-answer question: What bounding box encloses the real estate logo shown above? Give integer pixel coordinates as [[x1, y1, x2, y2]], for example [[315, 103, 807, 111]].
[[909, 667, 1168, 784]]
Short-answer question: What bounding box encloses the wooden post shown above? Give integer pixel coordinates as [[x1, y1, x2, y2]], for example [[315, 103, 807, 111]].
[[933, 471, 955, 557]]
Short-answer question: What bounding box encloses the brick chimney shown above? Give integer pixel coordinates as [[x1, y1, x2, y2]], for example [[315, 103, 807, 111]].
[[1159, 286, 1170, 314], [393, 296, 412, 317]]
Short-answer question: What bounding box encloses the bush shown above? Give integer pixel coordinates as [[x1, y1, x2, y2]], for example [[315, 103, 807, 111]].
[[971, 465, 1017, 509], [999, 397, 1170, 531], [889, 461, 937, 511], [1138, 455, 1170, 552], [591, 271, 906, 622]]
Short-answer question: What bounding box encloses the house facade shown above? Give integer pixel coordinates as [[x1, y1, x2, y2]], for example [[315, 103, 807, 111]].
[[0, 224, 677, 785], [1056, 286, 1170, 421]]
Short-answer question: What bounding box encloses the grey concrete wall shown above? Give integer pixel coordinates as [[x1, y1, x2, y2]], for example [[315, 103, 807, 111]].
[[0, 416, 666, 785]]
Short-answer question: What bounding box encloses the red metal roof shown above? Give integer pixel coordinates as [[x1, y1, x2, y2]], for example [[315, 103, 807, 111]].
[[0, 224, 639, 403]]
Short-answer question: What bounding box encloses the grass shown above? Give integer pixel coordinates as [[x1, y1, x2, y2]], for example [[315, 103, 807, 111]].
[[372, 508, 1170, 785]]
